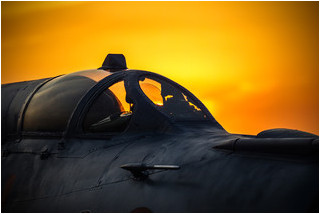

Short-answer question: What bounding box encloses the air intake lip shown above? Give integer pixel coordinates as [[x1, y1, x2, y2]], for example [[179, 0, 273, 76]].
[[98, 54, 127, 71]]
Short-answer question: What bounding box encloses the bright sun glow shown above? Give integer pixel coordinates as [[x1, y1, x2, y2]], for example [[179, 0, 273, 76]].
[[2, 1, 318, 135]]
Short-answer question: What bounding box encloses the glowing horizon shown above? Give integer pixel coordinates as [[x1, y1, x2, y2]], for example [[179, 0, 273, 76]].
[[2, 1, 318, 135]]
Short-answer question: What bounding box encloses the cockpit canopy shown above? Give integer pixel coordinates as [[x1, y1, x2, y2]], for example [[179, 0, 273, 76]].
[[21, 70, 217, 135], [2, 54, 223, 138]]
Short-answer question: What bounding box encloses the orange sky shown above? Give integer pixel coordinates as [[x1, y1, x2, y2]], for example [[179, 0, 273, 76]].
[[1, 1, 319, 135]]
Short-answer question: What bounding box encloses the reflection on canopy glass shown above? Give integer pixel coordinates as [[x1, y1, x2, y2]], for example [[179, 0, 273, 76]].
[[23, 70, 112, 132]]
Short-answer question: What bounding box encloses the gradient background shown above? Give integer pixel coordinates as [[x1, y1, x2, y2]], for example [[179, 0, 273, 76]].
[[2, 1, 319, 135]]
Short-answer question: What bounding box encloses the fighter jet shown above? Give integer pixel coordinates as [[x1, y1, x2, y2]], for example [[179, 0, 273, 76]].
[[2, 54, 318, 212]]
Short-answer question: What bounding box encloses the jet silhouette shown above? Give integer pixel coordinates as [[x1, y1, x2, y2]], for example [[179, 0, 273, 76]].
[[1, 54, 318, 212]]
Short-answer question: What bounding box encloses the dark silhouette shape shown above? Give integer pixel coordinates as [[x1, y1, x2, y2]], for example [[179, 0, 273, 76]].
[[1, 54, 318, 213]]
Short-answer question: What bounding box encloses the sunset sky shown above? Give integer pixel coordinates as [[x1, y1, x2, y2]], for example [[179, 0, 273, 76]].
[[1, 1, 319, 135]]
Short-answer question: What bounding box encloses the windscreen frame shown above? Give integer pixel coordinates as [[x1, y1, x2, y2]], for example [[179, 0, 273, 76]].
[[136, 72, 215, 122]]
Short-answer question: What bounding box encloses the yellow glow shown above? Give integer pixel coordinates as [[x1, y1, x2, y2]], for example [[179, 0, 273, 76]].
[[109, 81, 130, 112], [182, 93, 201, 111], [2, 1, 318, 135], [165, 95, 173, 102], [154, 102, 164, 107], [188, 102, 201, 112], [139, 80, 163, 106]]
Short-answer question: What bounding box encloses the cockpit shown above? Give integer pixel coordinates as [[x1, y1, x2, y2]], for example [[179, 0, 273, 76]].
[[18, 54, 222, 138]]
